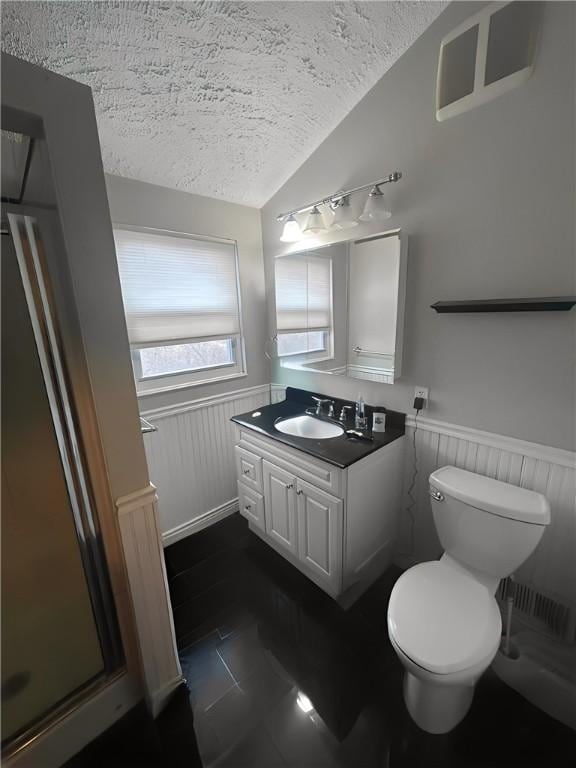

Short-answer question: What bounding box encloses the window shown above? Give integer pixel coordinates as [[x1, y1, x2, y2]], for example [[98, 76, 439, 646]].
[[274, 253, 333, 361], [114, 227, 244, 393], [275, 331, 327, 357]]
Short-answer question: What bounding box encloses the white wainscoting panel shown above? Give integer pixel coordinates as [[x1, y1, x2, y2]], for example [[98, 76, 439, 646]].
[[142, 380, 575, 630], [271, 383, 287, 404], [398, 415, 576, 613], [116, 484, 182, 715], [141, 384, 272, 545]]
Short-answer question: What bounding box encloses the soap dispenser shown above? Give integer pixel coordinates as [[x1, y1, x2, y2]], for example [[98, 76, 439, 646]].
[[355, 394, 367, 430]]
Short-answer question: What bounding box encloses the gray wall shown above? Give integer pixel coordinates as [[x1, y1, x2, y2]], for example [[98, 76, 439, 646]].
[[105, 174, 269, 412], [262, 1, 575, 451]]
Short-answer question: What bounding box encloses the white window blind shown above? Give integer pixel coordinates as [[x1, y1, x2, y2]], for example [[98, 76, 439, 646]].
[[275, 253, 332, 333], [114, 228, 241, 345]]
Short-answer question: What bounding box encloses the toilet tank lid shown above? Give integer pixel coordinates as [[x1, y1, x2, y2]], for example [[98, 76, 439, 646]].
[[429, 466, 550, 525]]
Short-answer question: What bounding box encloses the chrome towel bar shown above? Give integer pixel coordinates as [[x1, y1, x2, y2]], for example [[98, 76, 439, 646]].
[[353, 345, 388, 357], [140, 417, 158, 434]]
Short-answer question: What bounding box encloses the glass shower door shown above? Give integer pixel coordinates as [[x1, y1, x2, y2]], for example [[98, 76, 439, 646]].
[[1, 211, 121, 752]]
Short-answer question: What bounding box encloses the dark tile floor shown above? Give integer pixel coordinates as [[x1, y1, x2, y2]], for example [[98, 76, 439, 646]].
[[166, 514, 576, 768], [63, 685, 202, 767]]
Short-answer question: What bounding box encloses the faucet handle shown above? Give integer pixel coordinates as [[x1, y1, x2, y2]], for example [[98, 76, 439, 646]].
[[311, 397, 334, 417], [338, 405, 354, 422]]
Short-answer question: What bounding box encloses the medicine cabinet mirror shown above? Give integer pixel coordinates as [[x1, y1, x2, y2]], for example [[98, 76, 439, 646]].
[[273, 231, 407, 384]]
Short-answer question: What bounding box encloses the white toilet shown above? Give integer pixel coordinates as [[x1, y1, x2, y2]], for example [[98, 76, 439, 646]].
[[387, 465, 550, 734]]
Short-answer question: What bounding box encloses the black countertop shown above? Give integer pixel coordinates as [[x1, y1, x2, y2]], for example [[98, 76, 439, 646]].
[[231, 387, 405, 469]]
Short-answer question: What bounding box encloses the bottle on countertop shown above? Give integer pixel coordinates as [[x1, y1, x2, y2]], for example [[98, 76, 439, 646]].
[[355, 393, 367, 430]]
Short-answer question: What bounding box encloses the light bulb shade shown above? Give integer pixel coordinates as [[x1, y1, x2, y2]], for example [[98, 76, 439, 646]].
[[303, 206, 327, 235], [280, 215, 303, 243], [296, 692, 314, 713], [331, 196, 358, 230], [359, 185, 391, 222]]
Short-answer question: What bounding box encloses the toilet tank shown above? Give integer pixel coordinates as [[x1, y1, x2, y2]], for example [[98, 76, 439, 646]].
[[429, 466, 550, 580]]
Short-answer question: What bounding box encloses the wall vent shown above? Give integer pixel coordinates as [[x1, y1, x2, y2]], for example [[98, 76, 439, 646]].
[[436, 1, 540, 122], [497, 577, 574, 643]]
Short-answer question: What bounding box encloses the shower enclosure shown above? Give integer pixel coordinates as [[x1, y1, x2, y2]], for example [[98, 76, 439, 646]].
[[1, 207, 124, 759]]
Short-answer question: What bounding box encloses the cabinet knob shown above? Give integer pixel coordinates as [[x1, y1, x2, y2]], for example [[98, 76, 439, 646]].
[[286, 483, 294, 490], [243, 469, 251, 475], [296, 489, 303, 496], [244, 504, 252, 511]]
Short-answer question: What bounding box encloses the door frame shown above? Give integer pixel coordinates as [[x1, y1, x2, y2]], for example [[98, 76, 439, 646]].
[[2, 206, 142, 762]]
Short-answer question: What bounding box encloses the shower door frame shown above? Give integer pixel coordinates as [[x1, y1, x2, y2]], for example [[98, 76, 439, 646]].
[[2, 205, 142, 764]]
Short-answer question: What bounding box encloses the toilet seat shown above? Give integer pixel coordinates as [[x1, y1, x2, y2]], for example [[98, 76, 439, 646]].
[[388, 561, 501, 675]]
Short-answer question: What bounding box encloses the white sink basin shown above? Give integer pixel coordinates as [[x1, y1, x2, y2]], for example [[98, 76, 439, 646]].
[[274, 415, 344, 440]]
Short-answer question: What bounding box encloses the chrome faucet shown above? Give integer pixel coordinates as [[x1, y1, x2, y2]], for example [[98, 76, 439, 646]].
[[311, 396, 335, 418]]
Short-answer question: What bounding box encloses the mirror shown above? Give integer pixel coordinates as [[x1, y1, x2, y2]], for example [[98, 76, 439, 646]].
[[274, 231, 406, 384]]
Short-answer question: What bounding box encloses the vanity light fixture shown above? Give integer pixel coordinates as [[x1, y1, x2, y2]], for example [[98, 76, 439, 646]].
[[359, 184, 392, 222], [276, 171, 401, 241], [302, 205, 327, 235], [331, 195, 358, 230], [280, 214, 303, 243]]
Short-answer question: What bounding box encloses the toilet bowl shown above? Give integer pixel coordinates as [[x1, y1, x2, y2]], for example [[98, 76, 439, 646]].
[[388, 560, 501, 733], [387, 466, 550, 734]]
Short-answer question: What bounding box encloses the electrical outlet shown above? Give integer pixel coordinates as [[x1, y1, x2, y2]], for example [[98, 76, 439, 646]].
[[414, 386, 429, 403]]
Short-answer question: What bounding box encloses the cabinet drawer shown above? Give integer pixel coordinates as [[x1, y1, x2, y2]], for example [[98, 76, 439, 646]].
[[237, 482, 265, 533], [237, 429, 343, 497], [234, 445, 263, 492]]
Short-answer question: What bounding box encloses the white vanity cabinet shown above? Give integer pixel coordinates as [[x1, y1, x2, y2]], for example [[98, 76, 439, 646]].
[[234, 426, 404, 607]]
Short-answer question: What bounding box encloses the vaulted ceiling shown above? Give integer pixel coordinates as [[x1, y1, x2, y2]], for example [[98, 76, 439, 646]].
[[2, 1, 445, 207]]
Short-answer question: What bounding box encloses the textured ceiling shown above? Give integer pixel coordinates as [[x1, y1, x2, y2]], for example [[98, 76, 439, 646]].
[[2, 1, 446, 207]]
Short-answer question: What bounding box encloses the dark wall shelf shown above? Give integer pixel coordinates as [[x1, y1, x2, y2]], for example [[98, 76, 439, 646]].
[[431, 297, 576, 313]]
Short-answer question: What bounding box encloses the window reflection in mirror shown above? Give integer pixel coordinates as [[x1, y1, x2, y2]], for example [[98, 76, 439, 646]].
[[274, 231, 406, 384]]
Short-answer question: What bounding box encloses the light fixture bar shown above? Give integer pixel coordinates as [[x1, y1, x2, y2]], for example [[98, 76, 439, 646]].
[[276, 171, 402, 222]]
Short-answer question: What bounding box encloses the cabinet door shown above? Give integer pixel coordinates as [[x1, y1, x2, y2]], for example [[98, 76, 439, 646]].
[[237, 482, 265, 533], [296, 479, 343, 593], [263, 461, 298, 556]]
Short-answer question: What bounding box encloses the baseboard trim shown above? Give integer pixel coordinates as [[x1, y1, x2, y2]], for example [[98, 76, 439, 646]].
[[148, 674, 185, 718], [162, 498, 240, 547]]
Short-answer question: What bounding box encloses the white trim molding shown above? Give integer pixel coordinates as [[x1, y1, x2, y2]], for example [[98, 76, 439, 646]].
[[406, 414, 576, 469], [116, 484, 183, 716], [140, 382, 271, 420], [162, 498, 239, 547]]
